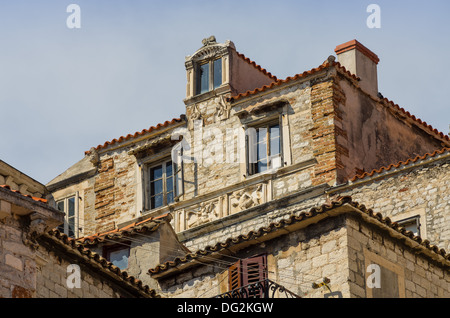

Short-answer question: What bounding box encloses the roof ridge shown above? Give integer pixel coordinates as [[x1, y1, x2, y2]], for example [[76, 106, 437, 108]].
[[149, 196, 448, 276], [227, 60, 357, 103], [76, 214, 170, 245], [235, 51, 278, 81], [350, 147, 450, 182], [46, 229, 160, 298], [85, 117, 185, 155], [380, 97, 450, 143]]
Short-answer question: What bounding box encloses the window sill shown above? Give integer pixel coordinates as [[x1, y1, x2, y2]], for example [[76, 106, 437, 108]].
[[184, 84, 231, 106]]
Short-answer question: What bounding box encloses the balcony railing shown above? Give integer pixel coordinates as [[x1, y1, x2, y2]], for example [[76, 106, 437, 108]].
[[214, 279, 301, 299]]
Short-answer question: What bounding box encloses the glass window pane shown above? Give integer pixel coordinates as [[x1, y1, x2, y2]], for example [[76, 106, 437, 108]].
[[198, 62, 210, 94], [167, 191, 174, 204], [257, 127, 267, 142], [151, 179, 163, 196], [270, 135, 280, 156], [68, 217, 75, 237], [166, 161, 173, 177], [68, 197, 75, 217], [151, 194, 163, 209], [150, 165, 163, 180], [269, 124, 280, 138], [257, 142, 267, 161], [166, 176, 173, 194], [213, 58, 222, 89], [109, 248, 129, 270], [257, 159, 268, 173]]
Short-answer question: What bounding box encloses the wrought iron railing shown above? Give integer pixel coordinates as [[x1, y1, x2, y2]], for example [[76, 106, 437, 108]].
[[214, 279, 301, 298]]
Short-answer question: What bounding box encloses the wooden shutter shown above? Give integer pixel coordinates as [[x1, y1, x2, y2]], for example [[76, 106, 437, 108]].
[[242, 255, 267, 286], [228, 260, 242, 290], [228, 255, 267, 297]]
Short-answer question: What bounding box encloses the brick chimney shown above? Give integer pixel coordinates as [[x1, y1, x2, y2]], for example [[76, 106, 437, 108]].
[[335, 40, 379, 97]]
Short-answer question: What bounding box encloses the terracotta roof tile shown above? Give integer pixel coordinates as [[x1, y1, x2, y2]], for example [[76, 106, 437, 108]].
[[350, 147, 450, 182], [85, 117, 185, 154], [227, 58, 449, 147], [46, 229, 161, 298], [235, 51, 278, 81], [148, 196, 449, 276], [77, 213, 172, 246], [380, 97, 450, 143], [0, 184, 47, 203], [227, 59, 358, 103]]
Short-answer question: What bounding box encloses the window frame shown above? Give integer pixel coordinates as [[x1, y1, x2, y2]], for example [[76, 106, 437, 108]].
[[397, 215, 421, 236], [195, 57, 223, 95], [56, 193, 79, 238], [246, 118, 284, 176], [147, 159, 174, 210], [143, 148, 184, 211], [102, 242, 131, 270]]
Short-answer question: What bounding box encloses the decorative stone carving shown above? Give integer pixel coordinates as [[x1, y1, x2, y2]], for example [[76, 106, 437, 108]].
[[214, 95, 231, 122], [202, 35, 217, 47], [230, 184, 264, 214], [186, 39, 234, 65], [186, 200, 219, 229], [87, 147, 100, 166], [23, 212, 50, 250], [188, 104, 203, 129]]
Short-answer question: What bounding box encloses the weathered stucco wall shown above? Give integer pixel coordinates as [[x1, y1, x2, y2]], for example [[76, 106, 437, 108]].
[[335, 75, 446, 183]]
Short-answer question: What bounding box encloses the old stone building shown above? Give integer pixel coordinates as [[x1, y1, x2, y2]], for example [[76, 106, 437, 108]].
[[40, 37, 450, 298], [0, 162, 160, 298]]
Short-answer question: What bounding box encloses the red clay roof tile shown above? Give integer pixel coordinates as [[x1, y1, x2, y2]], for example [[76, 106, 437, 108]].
[[85, 118, 185, 154], [148, 196, 449, 276], [350, 147, 450, 182], [77, 213, 172, 245], [235, 51, 278, 81], [380, 97, 450, 143], [227, 59, 358, 103], [0, 184, 47, 203], [46, 229, 160, 298]]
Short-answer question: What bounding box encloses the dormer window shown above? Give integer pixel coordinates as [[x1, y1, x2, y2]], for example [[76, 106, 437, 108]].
[[196, 57, 222, 95]]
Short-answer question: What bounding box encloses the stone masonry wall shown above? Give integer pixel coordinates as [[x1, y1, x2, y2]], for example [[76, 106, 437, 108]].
[[0, 217, 36, 298], [332, 156, 450, 252], [0, 215, 127, 298], [157, 212, 449, 298], [157, 215, 350, 298], [90, 150, 138, 235], [345, 213, 449, 298], [35, 246, 123, 298]]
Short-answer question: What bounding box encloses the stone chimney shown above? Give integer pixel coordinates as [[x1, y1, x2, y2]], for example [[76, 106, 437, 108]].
[[335, 40, 379, 97]]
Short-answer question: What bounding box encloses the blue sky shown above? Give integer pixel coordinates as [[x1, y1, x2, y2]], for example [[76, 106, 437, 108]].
[[0, 0, 449, 184]]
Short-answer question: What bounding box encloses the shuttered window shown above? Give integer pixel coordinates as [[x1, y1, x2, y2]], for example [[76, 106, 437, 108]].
[[228, 254, 267, 297], [228, 261, 242, 291]]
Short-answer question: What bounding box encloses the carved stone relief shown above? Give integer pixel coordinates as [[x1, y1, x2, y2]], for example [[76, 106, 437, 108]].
[[176, 183, 266, 232], [230, 184, 265, 214], [214, 95, 231, 122], [188, 103, 203, 129], [185, 199, 220, 229]]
